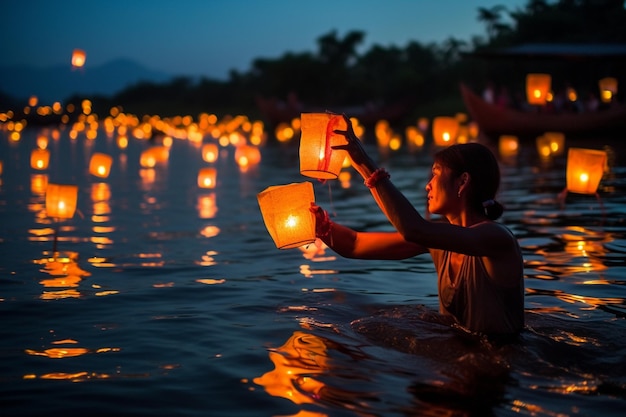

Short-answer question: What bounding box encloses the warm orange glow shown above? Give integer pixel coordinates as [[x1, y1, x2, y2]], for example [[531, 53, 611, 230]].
[[498, 135, 519, 157], [202, 143, 219, 163], [30, 148, 50, 170], [432, 116, 459, 147], [526, 73, 551, 105], [253, 331, 328, 405], [234, 144, 261, 167], [89, 152, 113, 178], [543, 131, 565, 156], [140, 146, 169, 168], [566, 148, 607, 194], [598, 77, 618, 103], [45, 183, 78, 219], [197, 167, 217, 189], [71, 49, 86, 68], [257, 182, 316, 249], [299, 113, 348, 180]]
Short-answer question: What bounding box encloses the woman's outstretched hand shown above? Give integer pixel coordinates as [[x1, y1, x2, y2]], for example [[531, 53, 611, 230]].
[[331, 113, 372, 169], [310, 202, 332, 238]]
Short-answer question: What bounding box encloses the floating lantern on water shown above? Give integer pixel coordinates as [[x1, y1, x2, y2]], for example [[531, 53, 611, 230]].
[[140, 146, 169, 168], [257, 182, 316, 249], [234, 144, 261, 168], [197, 167, 217, 189], [566, 148, 607, 194], [31, 148, 50, 170], [299, 113, 348, 180], [543, 131, 565, 156], [526, 73, 551, 105], [71, 49, 86, 68], [432, 117, 459, 147], [498, 135, 519, 158], [202, 143, 219, 163], [535, 135, 553, 159], [89, 152, 113, 178], [46, 183, 78, 219], [598, 77, 618, 103]]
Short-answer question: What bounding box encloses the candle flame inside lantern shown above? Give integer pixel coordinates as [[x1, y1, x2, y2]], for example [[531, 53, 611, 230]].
[[566, 148, 607, 194]]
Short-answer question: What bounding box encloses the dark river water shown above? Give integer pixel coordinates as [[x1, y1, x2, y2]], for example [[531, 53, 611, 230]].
[[0, 122, 625, 417]]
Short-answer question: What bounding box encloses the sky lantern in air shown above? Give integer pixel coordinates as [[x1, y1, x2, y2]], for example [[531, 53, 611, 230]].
[[89, 152, 113, 178], [526, 73, 551, 105], [71, 49, 86, 68], [257, 182, 316, 249], [299, 113, 348, 180], [432, 116, 459, 147]]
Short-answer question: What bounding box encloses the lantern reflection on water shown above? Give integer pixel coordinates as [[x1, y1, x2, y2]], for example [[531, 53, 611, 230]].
[[257, 182, 316, 249], [526, 73, 551, 105], [299, 113, 348, 180], [566, 148, 607, 194]]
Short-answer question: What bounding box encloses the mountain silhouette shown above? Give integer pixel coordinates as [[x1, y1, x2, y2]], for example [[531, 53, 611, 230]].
[[0, 58, 174, 104]]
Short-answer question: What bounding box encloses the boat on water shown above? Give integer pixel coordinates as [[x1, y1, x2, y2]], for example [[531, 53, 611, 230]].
[[459, 82, 626, 139]]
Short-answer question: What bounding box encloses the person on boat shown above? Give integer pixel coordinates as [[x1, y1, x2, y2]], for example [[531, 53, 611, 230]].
[[310, 114, 525, 339]]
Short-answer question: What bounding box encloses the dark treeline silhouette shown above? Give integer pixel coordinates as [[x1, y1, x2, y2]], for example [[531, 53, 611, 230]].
[[7, 0, 626, 129]]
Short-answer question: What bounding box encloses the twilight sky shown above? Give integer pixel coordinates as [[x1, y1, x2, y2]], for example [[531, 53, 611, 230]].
[[3, 0, 526, 80]]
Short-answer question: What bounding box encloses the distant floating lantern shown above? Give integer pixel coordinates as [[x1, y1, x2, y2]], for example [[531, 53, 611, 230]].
[[89, 152, 113, 178], [197, 167, 217, 189], [598, 77, 618, 103], [234, 144, 261, 168], [526, 73, 551, 105], [202, 143, 219, 163], [71, 49, 86, 68], [543, 131, 565, 156], [257, 182, 316, 249], [566, 148, 607, 194], [498, 135, 519, 158], [535, 135, 552, 159], [299, 113, 348, 180], [46, 183, 78, 219], [432, 116, 459, 147], [30, 148, 50, 170], [140, 146, 169, 168]]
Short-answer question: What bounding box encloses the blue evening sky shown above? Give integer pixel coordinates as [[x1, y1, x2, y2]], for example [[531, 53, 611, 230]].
[[3, 0, 526, 79]]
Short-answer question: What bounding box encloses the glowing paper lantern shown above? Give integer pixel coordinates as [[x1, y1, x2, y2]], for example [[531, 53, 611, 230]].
[[30, 148, 50, 170], [257, 182, 316, 249], [526, 73, 551, 105], [89, 152, 113, 178], [432, 117, 459, 147], [140, 146, 169, 168], [202, 143, 219, 163], [598, 77, 618, 103], [498, 135, 519, 158], [566, 148, 607, 194], [543, 131, 565, 156], [299, 113, 348, 180], [197, 167, 217, 189], [234, 144, 261, 167], [71, 49, 86, 68], [46, 183, 78, 219], [535, 135, 552, 159]]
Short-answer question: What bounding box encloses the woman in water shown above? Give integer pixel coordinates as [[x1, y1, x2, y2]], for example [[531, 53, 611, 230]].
[[311, 114, 524, 338]]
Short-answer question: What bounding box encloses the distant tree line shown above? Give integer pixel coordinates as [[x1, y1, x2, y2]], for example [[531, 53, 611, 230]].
[[27, 0, 626, 127]]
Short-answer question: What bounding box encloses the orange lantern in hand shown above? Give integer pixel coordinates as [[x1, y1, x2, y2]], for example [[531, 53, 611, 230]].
[[526, 73, 551, 105], [299, 113, 348, 180], [46, 183, 78, 219], [71, 49, 86, 68], [198, 167, 217, 189], [31, 149, 50, 170], [566, 148, 607, 194], [257, 182, 316, 249], [432, 116, 459, 147], [89, 152, 113, 178]]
